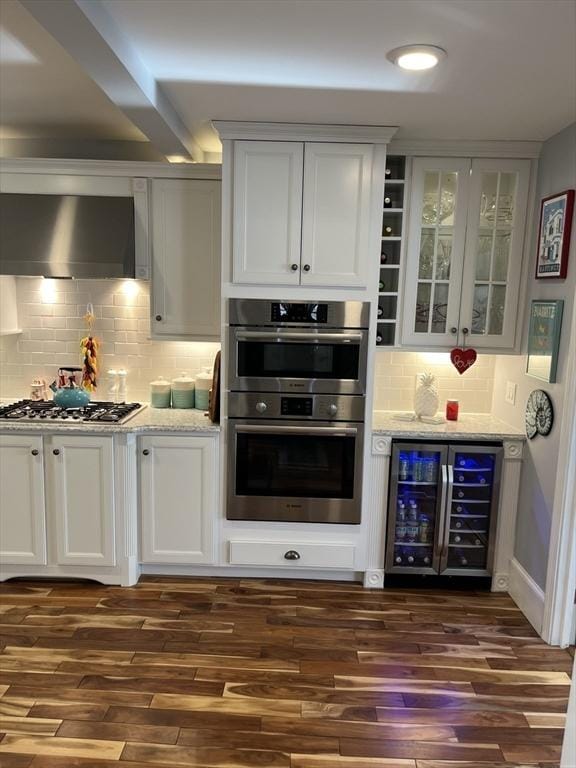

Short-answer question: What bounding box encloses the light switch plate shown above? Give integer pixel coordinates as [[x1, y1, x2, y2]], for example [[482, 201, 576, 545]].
[[505, 381, 517, 405]]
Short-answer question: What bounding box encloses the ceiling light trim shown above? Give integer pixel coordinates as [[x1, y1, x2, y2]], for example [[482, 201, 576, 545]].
[[387, 45, 447, 71]]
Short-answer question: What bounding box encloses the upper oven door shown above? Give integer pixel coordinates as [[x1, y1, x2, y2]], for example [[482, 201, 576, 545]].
[[228, 327, 369, 394]]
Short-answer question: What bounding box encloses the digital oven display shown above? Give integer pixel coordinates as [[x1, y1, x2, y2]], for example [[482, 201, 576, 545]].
[[271, 303, 328, 323], [280, 397, 313, 416]]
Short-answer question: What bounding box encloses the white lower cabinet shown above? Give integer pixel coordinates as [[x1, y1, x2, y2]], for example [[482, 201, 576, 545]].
[[228, 540, 356, 570], [139, 435, 217, 564], [50, 435, 116, 567], [0, 435, 47, 565], [0, 433, 129, 582]]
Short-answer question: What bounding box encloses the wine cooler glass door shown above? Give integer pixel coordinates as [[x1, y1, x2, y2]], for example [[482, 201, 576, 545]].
[[440, 446, 503, 575], [386, 443, 448, 574]]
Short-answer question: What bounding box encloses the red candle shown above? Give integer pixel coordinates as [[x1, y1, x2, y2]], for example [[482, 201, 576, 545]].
[[446, 400, 459, 421]]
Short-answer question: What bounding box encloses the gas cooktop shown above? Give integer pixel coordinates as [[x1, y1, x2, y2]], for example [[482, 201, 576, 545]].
[[0, 400, 144, 424]]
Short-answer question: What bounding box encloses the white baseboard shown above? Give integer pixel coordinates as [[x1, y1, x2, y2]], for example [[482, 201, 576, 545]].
[[140, 564, 364, 582], [509, 557, 545, 635]]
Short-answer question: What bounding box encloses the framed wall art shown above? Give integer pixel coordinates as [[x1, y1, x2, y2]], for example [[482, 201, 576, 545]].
[[526, 300, 564, 383], [535, 189, 574, 279]]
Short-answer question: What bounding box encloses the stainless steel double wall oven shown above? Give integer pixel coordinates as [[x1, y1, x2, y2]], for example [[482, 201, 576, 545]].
[[227, 299, 370, 524]]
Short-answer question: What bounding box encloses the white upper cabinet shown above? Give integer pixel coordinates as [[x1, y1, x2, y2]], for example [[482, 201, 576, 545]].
[[233, 141, 303, 285], [402, 158, 471, 347], [401, 157, 531, 350], [232, 140, 375, 288], [460, 159, 530, 349], [0, 435, 46, 565], [151, 178, 221, 339], [301, 143, 373, 287], [50, 435, 116, 567]]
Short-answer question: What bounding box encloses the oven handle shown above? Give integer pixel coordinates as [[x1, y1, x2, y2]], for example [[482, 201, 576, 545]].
[[234, 331, 363, 343], [235, 424, 359, 436]]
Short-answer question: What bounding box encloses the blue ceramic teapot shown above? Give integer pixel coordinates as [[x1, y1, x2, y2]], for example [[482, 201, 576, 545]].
[[51, 368, 90, 408]]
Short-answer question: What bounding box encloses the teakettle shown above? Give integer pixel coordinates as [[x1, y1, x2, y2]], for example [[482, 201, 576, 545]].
[[51, 368, 91, 408]]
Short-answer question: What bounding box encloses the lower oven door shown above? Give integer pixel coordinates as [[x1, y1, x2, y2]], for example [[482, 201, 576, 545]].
[[227, 420, 363, 524]]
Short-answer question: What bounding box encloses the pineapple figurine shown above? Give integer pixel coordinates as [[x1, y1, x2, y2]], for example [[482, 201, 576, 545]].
[[414, 372, 439, 419]]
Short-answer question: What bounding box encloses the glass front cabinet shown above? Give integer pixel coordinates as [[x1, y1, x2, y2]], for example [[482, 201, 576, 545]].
[[386, 442, 503, 577], [401, 157, 531, 350]]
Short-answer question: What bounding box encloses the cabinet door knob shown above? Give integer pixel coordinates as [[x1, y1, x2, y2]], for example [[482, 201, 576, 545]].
[[31, 449, 39, 456], [52, 449, 60, 456], [462, 327, 469, 335], [155, 315, 162, 322], [302, 264, 311, 272], [284, 550, 301, 561], [290, 263, 298, 271], [142, 449, 150, 456], [450, 327, 458, 334]]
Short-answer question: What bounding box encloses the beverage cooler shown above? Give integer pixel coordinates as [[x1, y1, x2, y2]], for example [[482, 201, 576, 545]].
[[386, 442, 503, 577]]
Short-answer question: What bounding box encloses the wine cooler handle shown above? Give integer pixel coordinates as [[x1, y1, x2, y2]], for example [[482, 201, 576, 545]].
[[436, 463, 449, 571], [441, 464, 455, 571]]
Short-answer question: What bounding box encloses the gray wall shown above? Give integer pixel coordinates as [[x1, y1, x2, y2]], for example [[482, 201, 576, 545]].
[[0, 137, 166, 161], [492, 122, 576, 590]]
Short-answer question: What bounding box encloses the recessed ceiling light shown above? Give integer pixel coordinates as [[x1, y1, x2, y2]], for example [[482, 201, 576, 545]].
[[166, 155, 194, 164], [387, 45, 447, 71]]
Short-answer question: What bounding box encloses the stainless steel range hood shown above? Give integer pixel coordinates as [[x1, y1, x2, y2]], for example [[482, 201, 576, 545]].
[[0, 193, 135, 278]]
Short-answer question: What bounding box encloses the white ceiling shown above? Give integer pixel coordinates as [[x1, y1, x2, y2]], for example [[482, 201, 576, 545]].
[[1, 0, 575, 156], [0, 0, 145, 141]]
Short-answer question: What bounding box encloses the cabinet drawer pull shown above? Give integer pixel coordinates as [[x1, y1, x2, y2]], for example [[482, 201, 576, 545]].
[[302, 264, 311, 272], [142, 449, 150, 456], [155, 315, 162, 322], [290, 263, 298, 271], [284, 550, 301, 561], [52, 449, 60, 456], [31, 449, 39, 456]]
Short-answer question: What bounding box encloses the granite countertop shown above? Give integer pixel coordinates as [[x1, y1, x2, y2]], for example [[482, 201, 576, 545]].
[[0, 403, 220, 434], [372, 411, 525, 441]]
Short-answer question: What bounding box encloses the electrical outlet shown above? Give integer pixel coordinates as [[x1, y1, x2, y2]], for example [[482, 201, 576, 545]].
[[505, 381, 517, 405]]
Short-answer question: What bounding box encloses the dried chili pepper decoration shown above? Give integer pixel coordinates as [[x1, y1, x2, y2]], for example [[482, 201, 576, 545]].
[[80, 303, 100, 391]]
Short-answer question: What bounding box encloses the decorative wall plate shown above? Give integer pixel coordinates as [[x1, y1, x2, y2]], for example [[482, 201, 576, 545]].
[[525, 389, 554, 439]]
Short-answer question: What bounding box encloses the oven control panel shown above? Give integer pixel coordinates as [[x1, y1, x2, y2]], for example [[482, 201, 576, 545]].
[[270, 302, 328, 324], [228, 392, 364, 422], [281, 397, 313, 416]]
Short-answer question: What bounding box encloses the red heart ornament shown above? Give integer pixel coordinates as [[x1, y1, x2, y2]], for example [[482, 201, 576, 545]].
[[450, 347, 477, 375]]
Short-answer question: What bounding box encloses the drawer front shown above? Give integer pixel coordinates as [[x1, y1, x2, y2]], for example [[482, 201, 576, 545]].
[[228, 540, 355, 569]]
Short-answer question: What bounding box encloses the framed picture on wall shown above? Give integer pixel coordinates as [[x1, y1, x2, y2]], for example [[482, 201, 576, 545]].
[[535, 189, 574, 279], [526, 300, 564, 383]]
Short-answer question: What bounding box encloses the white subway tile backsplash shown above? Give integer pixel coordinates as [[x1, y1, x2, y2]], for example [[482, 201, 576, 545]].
[[374, 349, 495, 413], [2, 278, 495, 412], [0, 278, 220, 402]]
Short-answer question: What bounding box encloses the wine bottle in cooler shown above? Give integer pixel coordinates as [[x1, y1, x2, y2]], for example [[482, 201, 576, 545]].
[[454, 548, 468, 567]]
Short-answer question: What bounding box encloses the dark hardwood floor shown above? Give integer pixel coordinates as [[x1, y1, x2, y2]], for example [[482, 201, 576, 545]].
[[0, 576, 572, 767]]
